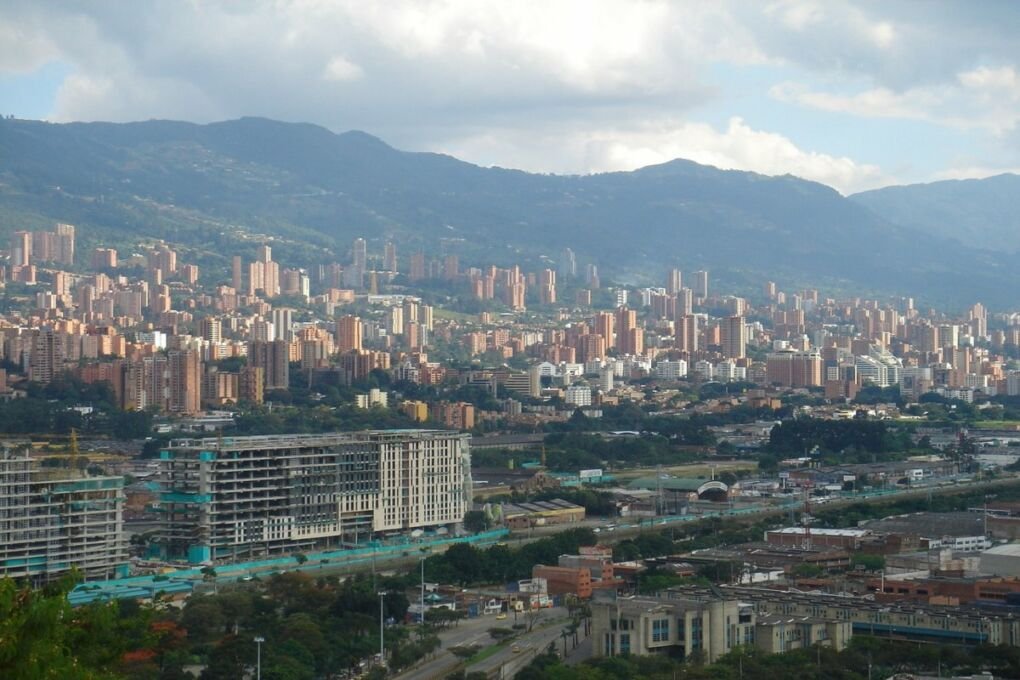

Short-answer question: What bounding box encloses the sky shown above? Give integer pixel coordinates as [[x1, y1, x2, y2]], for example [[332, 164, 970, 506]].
[[2, 0, 1019, 194]]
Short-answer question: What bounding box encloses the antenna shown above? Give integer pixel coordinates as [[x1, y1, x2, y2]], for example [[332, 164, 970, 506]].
[[802, 483, 812, 550]]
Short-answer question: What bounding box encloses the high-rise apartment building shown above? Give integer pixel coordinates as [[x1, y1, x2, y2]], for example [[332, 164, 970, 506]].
[[336, 315, 363, 353], [666, 268, 683, 295], [29, 327, 64, 384], [676, 314, 699, 354], [409, 252, 426, 282], [348, 237, 367, 289], [539, 269, 557, 305], [766, 349, 823, 387], [272, 308, 294, 342], [721, 316, 746, 359], [10, 231, 31, 267], [249, 339, 289, 391], [92, 247, 118, 269], [232, 255, 243, 292], [200, 317, 222, 343], [168, 349, 202, 415], [616, 307, 637, 354], [693, 270, 709, 299], [558, 248, 576, 278], [0, 447, 126, 581], [240, 366, 265, 404], [594, 311, 616, 350], [54, 223, 75, 265], [444, 254, 459, 281], [157, 430, 471, 562], [384, 241, 397, 273]]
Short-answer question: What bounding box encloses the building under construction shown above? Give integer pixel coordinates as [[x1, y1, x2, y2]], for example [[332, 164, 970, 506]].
[[0, 446, 127, 581], [156, 430, 472, 563]]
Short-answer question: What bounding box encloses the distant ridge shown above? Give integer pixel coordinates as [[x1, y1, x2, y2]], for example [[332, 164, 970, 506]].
[[851, 173, 1020, 252], [0, 116, 1016, 305]]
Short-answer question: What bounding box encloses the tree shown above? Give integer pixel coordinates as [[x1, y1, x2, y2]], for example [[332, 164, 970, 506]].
[[181, 599, 225, 641], [851, 554, 886, 572], [463, 510, 490, 534], [0, 576, 134, 680], [524, 605, 544, 632]]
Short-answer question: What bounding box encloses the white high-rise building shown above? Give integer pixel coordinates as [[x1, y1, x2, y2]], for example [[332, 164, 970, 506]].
[[158, 431, 471, 563], [564, 384, 593, 407]]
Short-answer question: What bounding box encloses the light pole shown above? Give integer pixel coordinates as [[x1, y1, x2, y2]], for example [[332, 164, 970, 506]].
[[419, 547, 430, 629], [378, 591, 386, 667], [253, 636, 264, 680]]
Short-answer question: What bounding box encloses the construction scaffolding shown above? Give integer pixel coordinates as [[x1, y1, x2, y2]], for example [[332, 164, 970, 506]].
[[0, 446, 127, 582], [156, 430, 472, 564]]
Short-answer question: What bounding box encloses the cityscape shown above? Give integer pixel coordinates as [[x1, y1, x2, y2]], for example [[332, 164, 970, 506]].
[[4, 3, 1020, 680]]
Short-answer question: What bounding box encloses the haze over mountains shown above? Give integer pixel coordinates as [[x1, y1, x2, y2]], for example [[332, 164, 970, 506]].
[[851, 174, 1020, 254], [0, 116, 1016, 306]]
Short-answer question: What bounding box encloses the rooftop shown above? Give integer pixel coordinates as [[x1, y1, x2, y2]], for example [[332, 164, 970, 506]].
[[861, 511, 986, 538], [769, 527, 869, 538]]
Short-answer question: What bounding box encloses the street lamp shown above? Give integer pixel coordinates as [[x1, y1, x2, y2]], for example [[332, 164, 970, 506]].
[[378, 592, 387, 667], [253, 636, 265, 680], [419, 547, 430, 629]]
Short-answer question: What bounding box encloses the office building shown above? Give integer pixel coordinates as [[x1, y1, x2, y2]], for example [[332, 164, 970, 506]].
[[593, 593, 759, 662], [593, 589, 852, 661], [157, 430, 471, 562], [0, 446, 126, 581]]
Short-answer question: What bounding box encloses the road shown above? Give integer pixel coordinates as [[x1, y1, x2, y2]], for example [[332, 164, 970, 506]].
[[468, 618, 570, 679], [392, 607, 570, 680]]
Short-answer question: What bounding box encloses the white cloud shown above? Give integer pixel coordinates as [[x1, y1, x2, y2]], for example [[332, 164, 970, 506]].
[[771, 65, 1020, 135], [322, 56, 363, 82], [4, 1, 1020, 190], [0, 22, 58, 74], [437, 116, 888, 193]]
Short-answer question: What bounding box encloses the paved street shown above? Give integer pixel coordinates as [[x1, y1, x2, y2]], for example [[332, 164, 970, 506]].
[[392, 606, 571, 680]]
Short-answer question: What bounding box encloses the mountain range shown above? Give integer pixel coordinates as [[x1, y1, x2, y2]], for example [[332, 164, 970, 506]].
[[0, 116, 1016, 307]]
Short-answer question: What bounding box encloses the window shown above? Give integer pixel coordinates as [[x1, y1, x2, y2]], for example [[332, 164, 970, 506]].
[[620, 633, 631, 654], [652, 618, 670, 642]]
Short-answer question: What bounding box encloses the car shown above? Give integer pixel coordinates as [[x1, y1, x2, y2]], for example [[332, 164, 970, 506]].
[[496, 613, 507, 620], [511, 645, 522, 654]]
